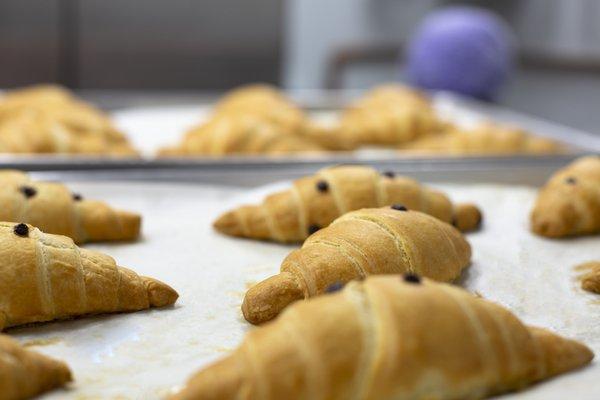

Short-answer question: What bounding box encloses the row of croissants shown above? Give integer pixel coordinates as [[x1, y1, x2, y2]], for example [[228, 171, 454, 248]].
[[0, 155, 598, 399], [0, 83, 564, 157]]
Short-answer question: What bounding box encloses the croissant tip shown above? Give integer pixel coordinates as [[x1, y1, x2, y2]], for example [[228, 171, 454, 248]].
[[454, 203, 482, 232], [213, 210, 243, 237], [116, 210, 142, 239], [144, 277, 179, 307], [530, 214, 567, 238]]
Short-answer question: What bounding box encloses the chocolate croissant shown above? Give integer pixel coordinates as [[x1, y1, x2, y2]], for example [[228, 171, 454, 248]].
[[242, 208, 471, 324], [214, 165, 481, 243], [531, 156, 600, 238], [172, 276, 593, 400], [0, 222, 178, 331], [338, 84, 441, 146], [158, 114, 322, 156], [0, 170, 141, 244], [0, 334, 72, 400]]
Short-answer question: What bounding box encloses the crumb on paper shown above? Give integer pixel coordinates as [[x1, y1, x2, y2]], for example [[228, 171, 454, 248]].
[[575, 261, 600, 295], [214, 346, 233, 353], [22, 337, 62, 347], [227, 290, 244, 299]]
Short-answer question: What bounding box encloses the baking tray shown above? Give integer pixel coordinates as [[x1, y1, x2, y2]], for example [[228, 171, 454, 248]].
[[7, 175, 599, 400], [0, 91, 599, 172]]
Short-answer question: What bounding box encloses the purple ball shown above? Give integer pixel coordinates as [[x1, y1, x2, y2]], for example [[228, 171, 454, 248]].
[[406, 6, 514, 100]]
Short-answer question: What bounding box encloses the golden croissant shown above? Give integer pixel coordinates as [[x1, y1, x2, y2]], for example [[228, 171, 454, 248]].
[[0, 221, 178, 331], [214, 165, 482, 243], [339, 84, 441, 146], [0, 170, 141, 244], [531, 156, 600, 238], [172, 276, 593, 400], [0, 334, 72, 400], [159, 113, 322, 156], [0, 85, 137, 156], [242, 208, 471, 324], [402, 123, 562, 155], [214, 84, 307, 135]]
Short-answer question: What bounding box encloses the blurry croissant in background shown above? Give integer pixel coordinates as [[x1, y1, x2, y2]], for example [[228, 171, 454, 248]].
[[159, 113, 323, 156], [0, 85, 137, 155], [338, 84, 442, 147], [401, 122, 563, 155]]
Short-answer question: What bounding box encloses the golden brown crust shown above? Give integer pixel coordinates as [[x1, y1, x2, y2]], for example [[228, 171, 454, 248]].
[[0, 222, 177, 331], [242, 208, 472, 324], [401, 123, 563, 155], [0, 170, 141, 243], [531, 156, 600, 238], [172, 277, 593, 400], [338, 84, 441, 146], [0, 85, 137, 156], [0, 334, 72, 400], [214, 165, 482, 243]]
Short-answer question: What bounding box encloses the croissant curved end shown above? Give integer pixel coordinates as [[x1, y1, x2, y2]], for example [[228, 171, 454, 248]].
[[213, 210, 243, 237], [454, 203, 482, 232], [530, 200, 578, 238], [116, 210, 142, 241], [242, 272, 304, 325], [143, 277, 179, 307], [528, 326, 594, 380]]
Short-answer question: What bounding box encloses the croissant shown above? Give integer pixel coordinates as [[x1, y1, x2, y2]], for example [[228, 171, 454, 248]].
[[159, 114, 322, 156], [172, 276, 593, 400], [338, 84, 441, 146], [401, 123, 562, 155], [575, 261, 600, 294], [0, 334, 72, 400], [242, 208, 471, 324], [0, 85, 137, 156], [531, 156, 600, 238], [214, 84, 307, 135], [214, 165, 482, 243], [0, 170, 141, 244], [0, 221, 178, 331]]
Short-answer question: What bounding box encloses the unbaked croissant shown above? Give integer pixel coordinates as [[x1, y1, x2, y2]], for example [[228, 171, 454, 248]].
[[214, 165, 482, 243], [401, 122, 562, 155], [172, 276, 593, 400], [0, 170, 141, 244], [338, 84, 441, 146], [242, 208, 471, 324], [0, 334, 72, 400], [0, 221, 178, 331], [158, 113, 322, 156], [531, 156, 600, 238]]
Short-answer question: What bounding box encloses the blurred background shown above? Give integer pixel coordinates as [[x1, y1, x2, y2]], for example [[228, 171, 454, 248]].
[[1, 0, 600, 132]]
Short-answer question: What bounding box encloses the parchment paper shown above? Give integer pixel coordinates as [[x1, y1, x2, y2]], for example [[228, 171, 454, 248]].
[[9, 180, 599, 399]]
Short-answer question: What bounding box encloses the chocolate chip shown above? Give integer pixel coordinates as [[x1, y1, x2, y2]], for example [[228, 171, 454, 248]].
[[391, 204, 408, 211], [325, 281, 344, 293], [565, 177, 577, 185], [403, 273, 421, 284], [316, 180, 329, 192], [72, 193, 83, 201], [19, 186, 37, 198], [13, 223, 29, 237], [382, 170, 395, 178], [308, 224, 320, 235]]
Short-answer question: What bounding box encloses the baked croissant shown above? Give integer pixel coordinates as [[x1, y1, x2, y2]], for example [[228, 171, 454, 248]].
[[531, 156, 600, 238], [0, 85, 137, 156], [338, 84, 441, 146], [242, 208, 471, 324], [401, 123, 562, 155], [0, 334, 72, 400], [158, 113, 322, 156], [0, 221, 178, 331], [0, 170, 141, 244], [214, 165, 482, 243], [214, 84, 307, 135], [172, 276, 593, 400]]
